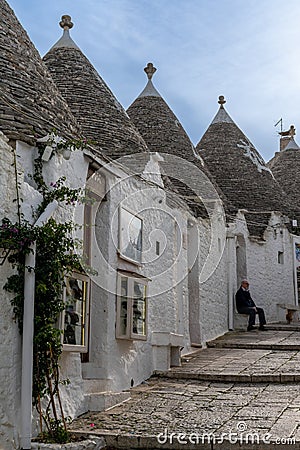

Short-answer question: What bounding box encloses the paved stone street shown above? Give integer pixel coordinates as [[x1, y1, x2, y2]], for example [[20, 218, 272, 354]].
[[70, 326, 300, 449]]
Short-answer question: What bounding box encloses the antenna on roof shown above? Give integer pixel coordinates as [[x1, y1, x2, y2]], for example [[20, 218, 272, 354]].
[[274, 118, 283, 134]]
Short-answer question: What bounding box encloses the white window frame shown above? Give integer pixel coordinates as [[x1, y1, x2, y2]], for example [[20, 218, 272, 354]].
[[116, 273, 147, 340], [60, 272, 90, 353], [118, 206, 143, 265]]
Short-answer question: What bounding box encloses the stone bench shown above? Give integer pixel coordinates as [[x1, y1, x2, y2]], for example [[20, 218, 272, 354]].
[[277, 303, 300, 324], [233, 311, 249, 330]]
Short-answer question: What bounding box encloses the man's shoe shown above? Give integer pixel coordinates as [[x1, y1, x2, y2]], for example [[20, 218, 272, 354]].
[[247, 326, 256, 331], [259, 326, 267, 331]]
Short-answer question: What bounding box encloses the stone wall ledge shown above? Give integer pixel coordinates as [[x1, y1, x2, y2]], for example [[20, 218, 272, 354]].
[[31, 436, 106, 450]]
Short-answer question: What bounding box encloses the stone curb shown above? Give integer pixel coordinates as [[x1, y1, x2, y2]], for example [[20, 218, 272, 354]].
[[72, 432, 300, 450], [265, 325, 300, 331], [31, 436, 106, 450]]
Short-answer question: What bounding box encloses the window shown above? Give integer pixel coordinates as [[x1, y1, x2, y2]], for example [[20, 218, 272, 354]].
[[116, 274, 147, 340], [119, 207, 142, 264], [156, 241, 160, 256], [61, 272, 90, 352], [278, 251, 284, 264]]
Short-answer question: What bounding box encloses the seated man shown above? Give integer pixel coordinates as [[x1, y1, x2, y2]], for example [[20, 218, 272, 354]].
[[235, 280, 267, 331]]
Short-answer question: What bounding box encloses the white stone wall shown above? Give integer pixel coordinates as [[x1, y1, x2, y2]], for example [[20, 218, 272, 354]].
[[0, 133, 91, 447], [191, 207, 296, 344], [186, 194, 229, 347], [0, 133, 24, 449], [196, 218, 229, 344], [246, 221, 295, 323], [0, 134, 23, 449], [233, 212, 295, 324], [1, 133, 297, 449], [0, 260, 22, 450], [82, 159, 191, 393]]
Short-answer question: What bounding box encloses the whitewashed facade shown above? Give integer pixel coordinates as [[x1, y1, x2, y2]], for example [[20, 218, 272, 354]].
[[1, 2, 300, 449]]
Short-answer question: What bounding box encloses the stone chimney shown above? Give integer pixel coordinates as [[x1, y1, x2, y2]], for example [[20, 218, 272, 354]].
[[279, 125, 296, 151]]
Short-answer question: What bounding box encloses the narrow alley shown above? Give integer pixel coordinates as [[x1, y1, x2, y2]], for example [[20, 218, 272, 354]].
[[70, 325, 300, 449]]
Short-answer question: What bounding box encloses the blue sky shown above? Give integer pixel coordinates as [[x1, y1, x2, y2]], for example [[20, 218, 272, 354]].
[[7, 0, 300, 161]]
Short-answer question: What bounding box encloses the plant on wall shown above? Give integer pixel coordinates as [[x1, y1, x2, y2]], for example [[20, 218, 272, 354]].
[[0, 135, 88, 443]]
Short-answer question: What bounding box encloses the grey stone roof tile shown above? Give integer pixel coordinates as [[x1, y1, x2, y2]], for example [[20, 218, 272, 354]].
[[127, 64, 234, 218], [268, 146, 300, 210], [0, 1, 81, 144], [196, 97, 298, 235], [243, 212, 272, 240], [43, 16, 148, 160]]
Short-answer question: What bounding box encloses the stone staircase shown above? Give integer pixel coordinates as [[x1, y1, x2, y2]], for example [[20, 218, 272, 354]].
[[154, 323, 300, 384]]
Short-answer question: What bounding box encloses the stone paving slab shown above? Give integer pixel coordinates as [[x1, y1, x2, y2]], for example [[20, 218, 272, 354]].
[[71, 379, 300, 449], [266, 323, 300, 331]]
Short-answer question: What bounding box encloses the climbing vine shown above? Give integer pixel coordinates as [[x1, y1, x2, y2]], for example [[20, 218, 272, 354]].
[[0, 133, 88, 443]]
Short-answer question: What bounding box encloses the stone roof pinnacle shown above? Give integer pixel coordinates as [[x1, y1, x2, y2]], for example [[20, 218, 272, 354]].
[[144, 62, 157, 80], [49, 15, 80, 51], [218, 95, 226, 108], [211, 95, 234, 124], [137, 62, 160, 98], [59, 15, 74, 30]]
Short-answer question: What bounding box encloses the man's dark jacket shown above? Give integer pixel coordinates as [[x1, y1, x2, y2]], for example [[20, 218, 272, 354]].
[[235, 287, 256, 313]]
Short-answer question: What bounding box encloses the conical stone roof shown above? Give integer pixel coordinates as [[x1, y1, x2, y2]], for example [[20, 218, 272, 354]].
[[127, 63, 200, 160], [196, 97, 296, 225], [127, 64, 233, 217], [43, 15, 148, 159], [268, 135, 300, 209], [0, 1, 81, 145]]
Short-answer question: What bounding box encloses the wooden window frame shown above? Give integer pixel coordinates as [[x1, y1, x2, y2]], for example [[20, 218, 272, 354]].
[[116, 273, 147, 341], [60, 272, 90, 353], [118, 206, 143, 265]]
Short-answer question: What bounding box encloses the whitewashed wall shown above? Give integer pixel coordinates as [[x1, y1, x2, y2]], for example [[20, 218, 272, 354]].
[[0, 132, 23, 450], [195, 217, 229, 345], [0, 134, 90, 446], [191, 206, 295, 344], [82, 157, 191, 393], [246, 218, 294, 323], [1, 133, 297, 449], [232, 212, 295, 324]]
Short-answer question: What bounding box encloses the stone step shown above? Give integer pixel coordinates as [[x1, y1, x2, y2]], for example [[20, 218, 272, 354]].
[[206, 329, 300, 350], [155, 369, 300, 383], [234, 320, 300, 332], [207, 341, 300, 350], [265, 323, 300, 331], [154, 344, 300, 384]]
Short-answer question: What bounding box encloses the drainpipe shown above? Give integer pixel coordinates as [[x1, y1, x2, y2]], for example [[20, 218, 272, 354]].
[[227, 230, 235, 331], [20, 201, 58, 450]]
